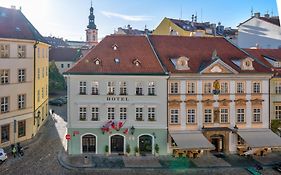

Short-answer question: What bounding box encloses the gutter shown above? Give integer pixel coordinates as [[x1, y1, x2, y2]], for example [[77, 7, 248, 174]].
[[33, 41, 39, 131]]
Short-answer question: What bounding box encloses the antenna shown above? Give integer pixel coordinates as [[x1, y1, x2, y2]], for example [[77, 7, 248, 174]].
[[91, 0, 92, 7], [251, 7, 253, 17]]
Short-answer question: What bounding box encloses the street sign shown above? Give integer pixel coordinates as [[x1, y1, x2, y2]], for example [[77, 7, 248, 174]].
[[65, 134, 71, 140]]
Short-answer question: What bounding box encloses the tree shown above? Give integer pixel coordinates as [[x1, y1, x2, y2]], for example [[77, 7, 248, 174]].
[[49, 61, 66, 94]]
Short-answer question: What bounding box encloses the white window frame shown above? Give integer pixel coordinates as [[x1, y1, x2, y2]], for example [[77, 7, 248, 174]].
[[119, 107, 127, 120], [119, 81, 127, 95], [1, 96, 9, 113], [0, 44, 9, 58], [79, 81, 87, 95], [107, 81, 115, 95], [220, 108, 228, 123], [148, 107, 156, 121], [136, 82, 143, 95], [91, 107, 99, 121], [136, 107, 143, 121], [91, 81, 99, 95], [253, 82, 261, 93], [237, 108, 245, 123], [204, 82, 212, 94], [18, 94, 26, 110], [253, 108, 261, 122], [275, 105, 281, 119], [170, 82, 179, 94], [275, 82, 281, 94], [18, 69, 25, 83], [17, 45, 26, 58], [220, 82, 228, 94], [187, 109, 195, 123], [0, 69, 9, 84], [187, 82, 196, 94], [236, 82, 244, 94], [148, 81, 156, 95], [79, 107, 87, 121], [107, 107, 115, 120], [170, 109, 179, 124], [204, 109, 212, 123]]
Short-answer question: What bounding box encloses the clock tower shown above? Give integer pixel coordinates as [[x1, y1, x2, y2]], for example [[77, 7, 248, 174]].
[[86, 1, 98, 47]]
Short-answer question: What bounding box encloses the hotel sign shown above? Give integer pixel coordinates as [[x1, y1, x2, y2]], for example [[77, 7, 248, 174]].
[[106, 96, 129, 101]]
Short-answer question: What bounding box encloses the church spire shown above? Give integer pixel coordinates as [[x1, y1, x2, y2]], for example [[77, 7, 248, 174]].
[[87, 1, 96, 29]]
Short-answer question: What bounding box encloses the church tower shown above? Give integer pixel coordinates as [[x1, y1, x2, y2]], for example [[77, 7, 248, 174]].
[[86, 1, 98, 46]]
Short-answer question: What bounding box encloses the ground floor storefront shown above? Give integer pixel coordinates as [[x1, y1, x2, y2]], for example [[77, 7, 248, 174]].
[[67, 128, 168, 155]]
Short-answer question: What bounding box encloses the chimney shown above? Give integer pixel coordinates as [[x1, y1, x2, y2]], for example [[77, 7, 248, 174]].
[[254, 12, 260, 18], [11, 5, 16, 9], [264, 13, 270, 18]]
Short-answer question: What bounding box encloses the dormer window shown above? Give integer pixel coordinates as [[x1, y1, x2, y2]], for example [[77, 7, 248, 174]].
[[112, 44, 118, 51], [93, 58, 101, 65], [114, 58, 120, 64], [175, 56, 190, 70], [133, 59, 141, 66], [241, 57, 254, 70]]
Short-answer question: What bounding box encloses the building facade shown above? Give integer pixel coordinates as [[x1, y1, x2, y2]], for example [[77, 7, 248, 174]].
[[238, 13, 281, 49], [0, 6, 49, 147], [65, 35, 168, 155], [149, 35, 280, 156]]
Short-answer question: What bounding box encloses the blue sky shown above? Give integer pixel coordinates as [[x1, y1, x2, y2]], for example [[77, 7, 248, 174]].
[[0, 0, 278, 41]]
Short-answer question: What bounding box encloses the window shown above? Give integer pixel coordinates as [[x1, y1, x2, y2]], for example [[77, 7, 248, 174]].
[[18, 94, 26, 109], [119, 82, 127, 95], [136, 82, 143, 95], [148, 107, 156, 121], [204, 109, 212, 123], [18, 45, 26, 58], [18, 120, 26, 138], [42, 106, 45, 121], [42, 48, 45, 58], [0, 69, 9, 84], [253, 82, 261, 93], [0, 97, 9, 113], [220, 108, 228, 123], [37, 90, 40, 102], [120, 107, 127, 120], [79, 81, 87, 95], [91, 107, 99, 121], [237, 108, 245, 123], [1, 124, 9, 143], [42, 88, 44, 99], [107, 81, 115, 95], [79, 107, 87, 121], [275, 106, 281, 119], [220, 82, 228, 94], [148, 82, 156, 95], [136, 107, 143, 121], [46, 66, 48, 77], [236, 82, 244, 93], [107, 107, 115, 120], [170, 109, 179, 124], [275, 82, 281, 94], [67, 64, 70, 68], [18, 69, 25, 83], [91, 81, 99, 95], [61, 64, 64, 68], [0, 44, 9, 58], [187, 109, 195, 123], [204, 82, 212, 94], [37, 48, 40, 58], [37, 68, 40, 79], [42, 67, 44, 78], [253, 108, 261, 122], [187, 82, 195, 94], [170, 82, 179, 94]]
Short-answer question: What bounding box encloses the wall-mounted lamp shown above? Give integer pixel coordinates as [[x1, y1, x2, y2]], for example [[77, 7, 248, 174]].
[[130, 126, 135, 135], [232, 125, 238, 133]]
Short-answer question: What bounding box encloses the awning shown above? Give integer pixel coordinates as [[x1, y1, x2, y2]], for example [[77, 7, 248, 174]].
[[237, 129, 281, 148], [170, 130, 215, 150]]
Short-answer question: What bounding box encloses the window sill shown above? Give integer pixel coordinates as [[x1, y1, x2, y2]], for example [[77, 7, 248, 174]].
[[107, 93, 115, 95], [91, 119, 99, 121], [169, 123, 180, 125], [135, 94, 144, 96], [79, 93, 87, 95], [119, 93, 128, 96], [148, 94, 156, 96], [136, 119, 144, 121], [186, 123, 197, 125], [252, 121, 262, 124], [148, 119, 156, 122], [91, 93, 99, 95]]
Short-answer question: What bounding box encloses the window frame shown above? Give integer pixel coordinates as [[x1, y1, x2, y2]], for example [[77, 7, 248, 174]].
[[204, 109, 212, 123], [18, 69, 26, 83], [148, 107, 156, 121], [91, 81, 99, 95], [0, 96, 9, 113], [18, 94, 26, 110], [119, 107, 127, 120], [253, 108, 261, 122], [79, 107, 87, 121], [1, 124, 10, 143], [187, 109, 196, 123], [91, 107, 99, 121], [0, 69, 9, 84], [148, 81, 156, 95], [18, 120, 26, 138], [0, 44, 9, 58], [79, 81, 87, 95], [237, 108, 245, 123], [107, 107, 115, 120], [135, 107, 143, 121], [17, 45, 26, 58], [170, 109, 179, 124], [220, 108, 229, 123]]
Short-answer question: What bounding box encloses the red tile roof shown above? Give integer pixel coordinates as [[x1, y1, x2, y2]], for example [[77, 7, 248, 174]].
[[49, 47, 83, 62], [245, 48, 281, 67], [0, 6, 47, 43], [149, 35, 270, 73], [66, 35, 166, 75]]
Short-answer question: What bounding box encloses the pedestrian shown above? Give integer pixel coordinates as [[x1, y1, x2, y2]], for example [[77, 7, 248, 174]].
[[17, 142, 24, 156], [12, 145, 17, 158]]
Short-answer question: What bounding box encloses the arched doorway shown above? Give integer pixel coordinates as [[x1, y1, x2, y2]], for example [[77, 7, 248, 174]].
[[139, 135, 153, 154], [211, 134, 224, 152], [110, 135, 124, 154], [82, 134, 96, 153]]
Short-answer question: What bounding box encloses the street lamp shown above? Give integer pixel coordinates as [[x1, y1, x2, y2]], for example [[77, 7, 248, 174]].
[[232, 125, 238, 133]]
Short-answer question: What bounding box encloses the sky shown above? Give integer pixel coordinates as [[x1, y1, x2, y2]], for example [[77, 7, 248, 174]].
[[0, 0, 279, 41]]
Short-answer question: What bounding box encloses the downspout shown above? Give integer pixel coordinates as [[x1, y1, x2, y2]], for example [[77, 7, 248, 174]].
[[33, 41, 39, 136]]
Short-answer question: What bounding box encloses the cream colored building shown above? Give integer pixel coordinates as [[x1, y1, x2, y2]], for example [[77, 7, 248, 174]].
[[0, 6, 49, 147]]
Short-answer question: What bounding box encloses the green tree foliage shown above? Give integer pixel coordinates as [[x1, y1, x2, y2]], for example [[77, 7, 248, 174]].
[[271, 119, 281, 133], [49, 61, 66, 93]]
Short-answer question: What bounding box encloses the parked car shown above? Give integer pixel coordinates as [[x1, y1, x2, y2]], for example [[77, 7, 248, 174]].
[[49, 98, 64, 106], [246, 167, 262, 175], [57, 96, 67, 104], [273, 163, 281, 173], [0, 148, 7, 163]]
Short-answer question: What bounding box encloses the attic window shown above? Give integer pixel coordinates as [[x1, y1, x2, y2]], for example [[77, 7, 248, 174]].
[[16, 27, 21, 32], [114, 58, 120, 64], [133, 59, 141, 66], [241, 57, 254, 70], [93, 58, 101, 65], [175, 56, 190, 70], [112, 44, 118, 50]]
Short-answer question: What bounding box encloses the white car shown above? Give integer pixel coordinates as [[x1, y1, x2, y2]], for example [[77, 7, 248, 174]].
[[0, 148, 7, 162]]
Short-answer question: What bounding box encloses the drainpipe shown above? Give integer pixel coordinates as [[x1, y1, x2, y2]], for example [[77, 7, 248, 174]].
[[33, 41, 39, 136]]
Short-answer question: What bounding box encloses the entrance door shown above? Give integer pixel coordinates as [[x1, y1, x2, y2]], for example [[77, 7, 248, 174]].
[[111, 135, 124, 153], [82, 134, 96, 153], [211, 135, 224, 152], [139, 135, 153, 154]]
